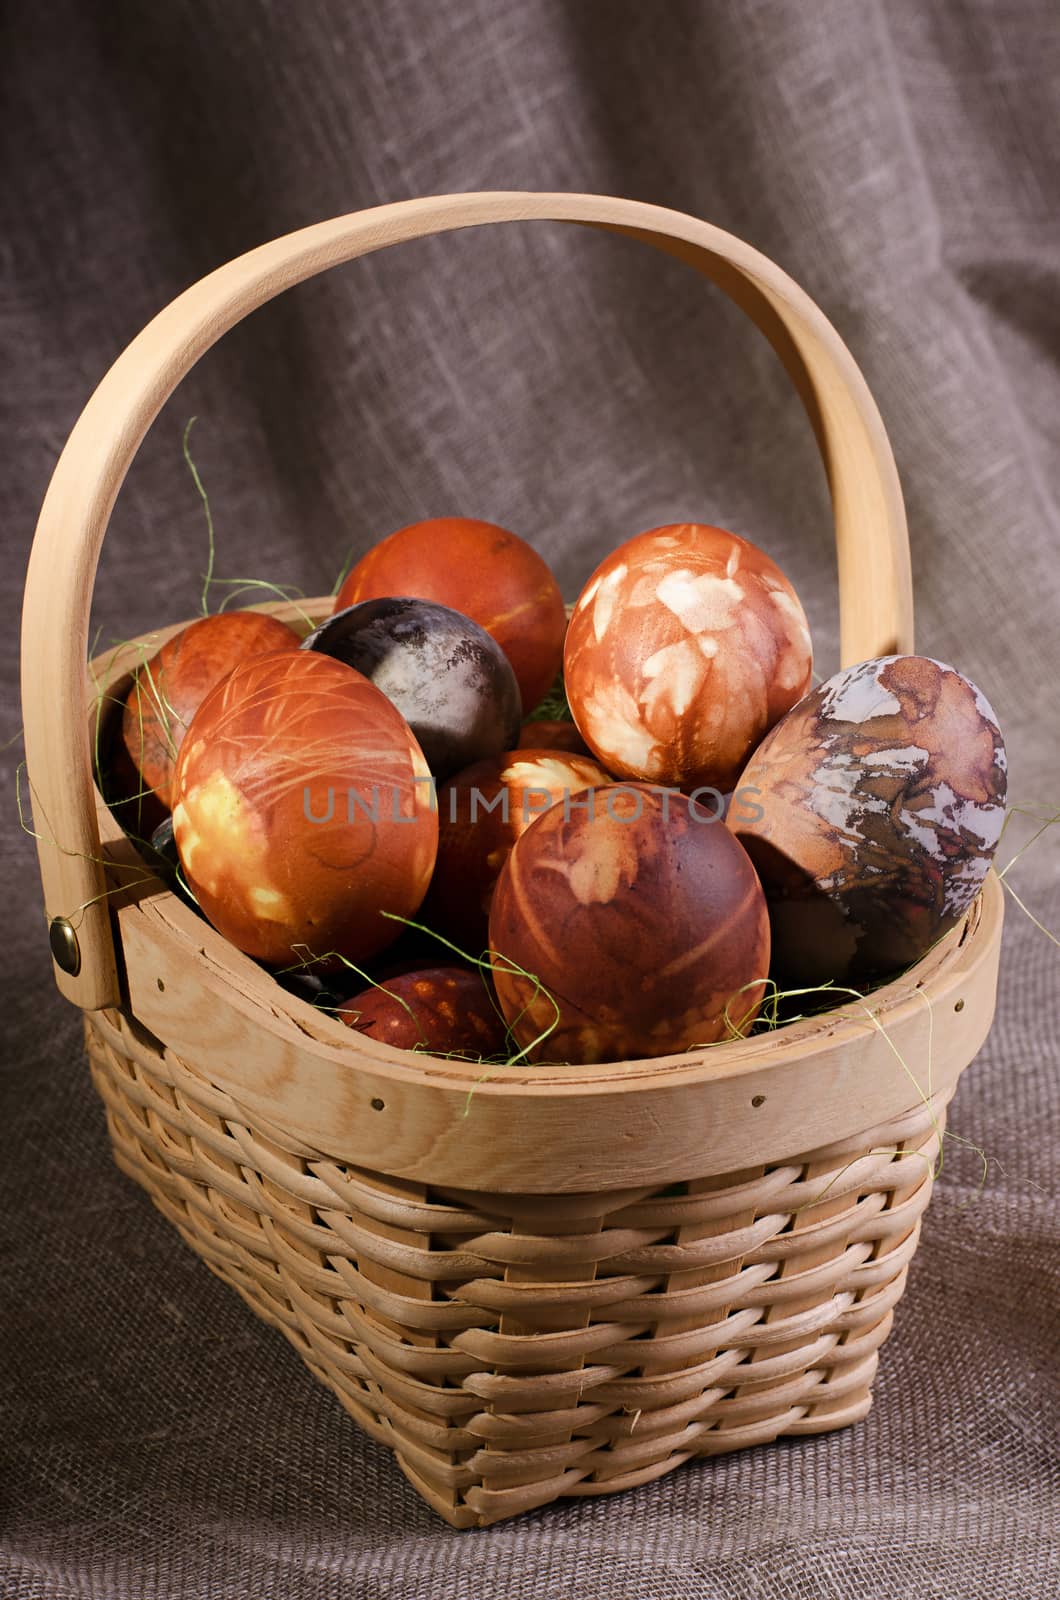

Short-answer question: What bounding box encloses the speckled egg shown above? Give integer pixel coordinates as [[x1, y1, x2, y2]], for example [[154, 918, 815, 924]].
[[172, 650, 438, 968], [302, 597, 522, 780], [488, 783, 770, 1063], [338, 965, 507, 1056], [122, 610, 301, 809], [731, 655, 1008, 983], [564, 524, 813, 790], [423, 748, 613, 949], [334, 517, 566, 713]]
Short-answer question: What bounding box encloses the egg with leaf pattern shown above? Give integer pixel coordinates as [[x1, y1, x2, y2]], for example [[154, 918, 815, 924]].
[[489, 782, 770, 1063], [172, 650, 438, 969], [564, 523, 813, 791]]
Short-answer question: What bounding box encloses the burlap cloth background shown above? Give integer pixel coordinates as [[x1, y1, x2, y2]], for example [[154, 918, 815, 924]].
[[2, 2, 1057, 1595]]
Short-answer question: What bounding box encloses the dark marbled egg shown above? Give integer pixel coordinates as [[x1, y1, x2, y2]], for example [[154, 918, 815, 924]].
[[732, 655, 1007, 984], [302, 598, 522, 781]]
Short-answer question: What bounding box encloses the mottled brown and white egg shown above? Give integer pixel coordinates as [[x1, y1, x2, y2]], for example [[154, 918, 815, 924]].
[[489, 783, 770, 1063], [564, 524, 813, 791], [422, 748, 612, 949], [732, 655, 1007, 983]]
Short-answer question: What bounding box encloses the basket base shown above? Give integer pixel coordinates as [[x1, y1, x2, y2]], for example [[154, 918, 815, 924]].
[[84, 1004, 947, 1528]]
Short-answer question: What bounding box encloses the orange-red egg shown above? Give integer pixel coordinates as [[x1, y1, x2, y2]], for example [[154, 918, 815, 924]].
[[564, 524, 813, 791], [732, 655, 1008, 983], [338, 966, 507, 1056], [422, 748, 612, 950], [334, 517, 566, 714], [488, 782, 770, 1063], [172, 650, 438, 968], [122, 610, 301, 809]]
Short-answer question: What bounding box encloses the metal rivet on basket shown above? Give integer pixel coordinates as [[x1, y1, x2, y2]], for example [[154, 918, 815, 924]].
[[370, 1097, 385, 1111], [48, 916, 81, 976]]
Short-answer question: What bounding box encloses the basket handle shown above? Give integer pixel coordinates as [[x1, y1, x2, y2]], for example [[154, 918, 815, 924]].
[[21, 191, 913, 1009]]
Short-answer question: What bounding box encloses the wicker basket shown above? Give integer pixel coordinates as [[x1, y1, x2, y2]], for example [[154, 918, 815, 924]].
[[22, 193, 1004, 1529]]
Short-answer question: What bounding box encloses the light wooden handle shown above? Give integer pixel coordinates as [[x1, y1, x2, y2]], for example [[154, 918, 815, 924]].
[[21, 191, 913, 1009]]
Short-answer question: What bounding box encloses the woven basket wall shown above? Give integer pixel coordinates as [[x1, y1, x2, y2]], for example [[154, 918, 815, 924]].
[[86, 1004, 949, 1528]]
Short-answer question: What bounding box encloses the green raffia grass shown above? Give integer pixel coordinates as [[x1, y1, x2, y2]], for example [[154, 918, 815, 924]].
[[997, 801, 1060, 949], [331, 546, 356, 598], [183, 417, 216, 616], [525, 667, 572, 724], [183, 416, 317, 627]]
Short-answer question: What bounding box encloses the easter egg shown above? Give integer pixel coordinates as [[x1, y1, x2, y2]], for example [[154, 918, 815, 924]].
[[122, 610, 300, 809], [564, 523, 813, 791], [423, 748, 613, 949], [302, 597, 521, 780], [334, 517, 566, 714], [731, 655, 1008, 983], [172, 650, 438, 968], [489, 783, 770, 1063], [338, 965, 507, 1056], [517, 719, 590, 756]]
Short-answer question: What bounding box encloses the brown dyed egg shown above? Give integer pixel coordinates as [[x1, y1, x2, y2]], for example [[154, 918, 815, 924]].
[[564, 524, 813, 791], [172, 650, 438, 968], [488, 782, 770, 1063], [732, 655, 1008, 984], [423, 748, 613, 949], [122, 610, 301, 809], [335, 517, 566, 714], [338, 965, 507, 1056], [517, 719, 590, 756]]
